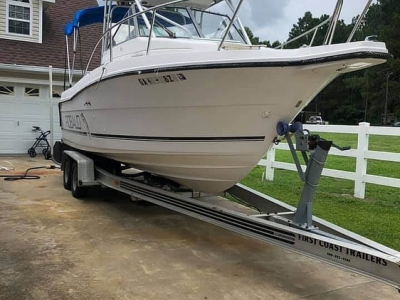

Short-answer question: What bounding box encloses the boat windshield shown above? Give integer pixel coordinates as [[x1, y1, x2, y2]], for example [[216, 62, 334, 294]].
[[111, 5, 246, 45], [191, 9, 245, 42]]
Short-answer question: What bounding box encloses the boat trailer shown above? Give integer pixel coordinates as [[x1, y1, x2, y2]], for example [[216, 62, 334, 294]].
[[59, 123, 400, 291]]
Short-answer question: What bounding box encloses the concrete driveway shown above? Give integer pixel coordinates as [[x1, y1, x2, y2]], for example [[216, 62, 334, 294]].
[[0, 156, 398, 299]]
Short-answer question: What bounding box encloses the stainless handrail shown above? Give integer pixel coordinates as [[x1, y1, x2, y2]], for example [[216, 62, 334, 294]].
[[347, 0, 373, 42], [146, 9, 157, 55], [134, 0, 154, 37], [225, 0, 251, 45], [106, 5, 128, 58], [323, 0, 343, 45], [217, 0, 245, 51], [84, 0, 188, 74], [276, 17, 331, 49], [276, 0, 374, 49]]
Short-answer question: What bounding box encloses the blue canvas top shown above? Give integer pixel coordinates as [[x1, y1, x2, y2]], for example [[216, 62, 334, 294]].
[[64, 6, 129, 36]]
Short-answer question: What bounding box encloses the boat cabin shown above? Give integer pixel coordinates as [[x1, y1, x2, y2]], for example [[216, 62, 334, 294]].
[[64, 0, 251, 75], [110, 1, 247, 41], [64, 0, 374, 85]]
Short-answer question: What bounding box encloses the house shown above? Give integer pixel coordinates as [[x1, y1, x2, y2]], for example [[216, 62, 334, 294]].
[[0, 0, 101, 154]]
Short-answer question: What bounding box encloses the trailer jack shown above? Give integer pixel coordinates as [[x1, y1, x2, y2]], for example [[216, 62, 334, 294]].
[[229, 122, 400, 290]]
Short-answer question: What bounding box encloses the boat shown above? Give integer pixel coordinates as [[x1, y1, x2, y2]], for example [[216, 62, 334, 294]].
[[59, 0, 389, 193]]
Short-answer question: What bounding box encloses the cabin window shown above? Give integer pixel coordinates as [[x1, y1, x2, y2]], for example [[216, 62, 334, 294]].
[[112, 18, 136, 45], [192, 9, 246, 43], [138, 9, 196, 38], [7, 0, 31, 35], [0, 86, 15, 96], [110, 5, 137, 46]]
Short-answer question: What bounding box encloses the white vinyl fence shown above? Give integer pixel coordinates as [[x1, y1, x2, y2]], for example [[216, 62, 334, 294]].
[[258, 122, 400, 199]]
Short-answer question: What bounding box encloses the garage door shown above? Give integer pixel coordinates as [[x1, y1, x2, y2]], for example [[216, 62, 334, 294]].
[[0, 83, 62, 154]]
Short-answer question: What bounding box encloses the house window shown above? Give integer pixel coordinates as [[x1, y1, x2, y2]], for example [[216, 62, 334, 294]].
[[0, 86, 15, 96], [25, 87, 40, 97], [7, 0, 31, 35]]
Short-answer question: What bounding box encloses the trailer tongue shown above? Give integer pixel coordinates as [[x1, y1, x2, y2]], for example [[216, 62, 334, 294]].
[[58, 123, 400, 291]]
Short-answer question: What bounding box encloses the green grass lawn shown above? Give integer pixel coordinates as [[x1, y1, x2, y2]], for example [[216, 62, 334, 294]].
[[241, 133, 400, 251]]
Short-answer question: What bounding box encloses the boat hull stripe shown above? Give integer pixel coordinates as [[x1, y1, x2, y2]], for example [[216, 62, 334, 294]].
[[62, 128, 88, 136], [62, 128, 265, 142], [119, 51, 390, 75]]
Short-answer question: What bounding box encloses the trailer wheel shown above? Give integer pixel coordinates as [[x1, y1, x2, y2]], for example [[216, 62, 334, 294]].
[[52, 141, 63, 164], [63, 156, 72, 190], [71, 162, 87, 198], [43, 148, 51, 160]]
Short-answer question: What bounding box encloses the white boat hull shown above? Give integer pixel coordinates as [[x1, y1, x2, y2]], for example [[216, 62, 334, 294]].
[[60, 41, 388, 192]]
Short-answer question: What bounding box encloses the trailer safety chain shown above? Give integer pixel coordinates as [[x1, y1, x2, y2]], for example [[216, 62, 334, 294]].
[[0, 165, 59, 181]]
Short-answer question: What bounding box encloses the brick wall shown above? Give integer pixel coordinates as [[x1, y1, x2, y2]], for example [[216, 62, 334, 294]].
[[0, 0, 102, 70]]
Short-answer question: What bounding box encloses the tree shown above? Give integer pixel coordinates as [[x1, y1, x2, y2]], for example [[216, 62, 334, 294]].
[[285, 12, 353, 49], [247, 2, 400, 124], [347, 0, 400, 124], [287, 3, 400, 124], [245, 27, 259, 45], [244, 26, 279, 47]]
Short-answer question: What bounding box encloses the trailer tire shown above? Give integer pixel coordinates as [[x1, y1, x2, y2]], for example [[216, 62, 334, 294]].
[[63, 156, 72, 190], [71, 162, 87, 198], [43, 148, 51, 160], [53, 141, 63, 164]]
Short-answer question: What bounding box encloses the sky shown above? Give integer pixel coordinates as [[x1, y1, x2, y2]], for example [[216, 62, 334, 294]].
[[213, 0, 377, 42], [97, 0, 375, 42]]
